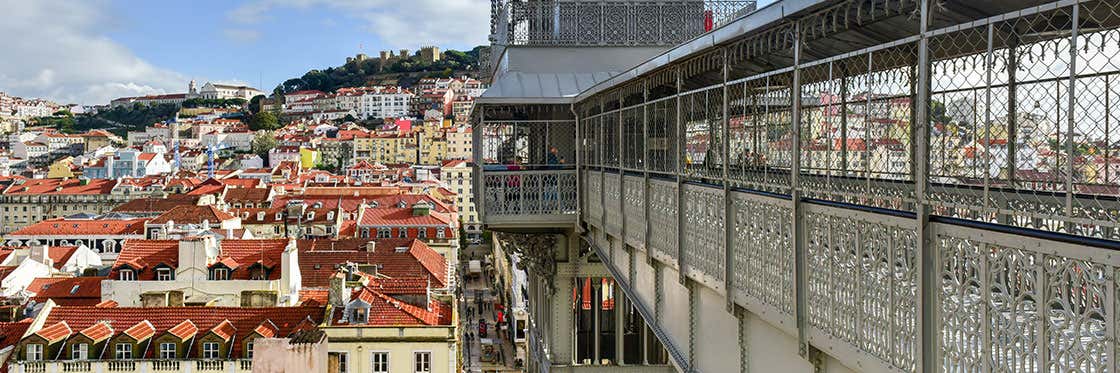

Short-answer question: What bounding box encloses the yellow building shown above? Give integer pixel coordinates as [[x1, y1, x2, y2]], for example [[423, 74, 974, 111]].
[[46, 156, 76, 179], [440, 160, 479, 234], [299, 147, 321, 169]]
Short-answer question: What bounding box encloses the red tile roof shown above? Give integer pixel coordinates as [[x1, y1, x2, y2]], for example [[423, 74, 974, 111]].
[[252, 320, 279, 338], [26, 277, 104, 306], [3, 179, 116, 195], [358, 207, 453, 227], [207, 320, 236, 341], [42, 305, 325, 358], [224, 188, 270, 202], [112, 239, 289, 280], [77, 322, 113, 342], [296, 239, 445, 288], [167, 320, 197, 340], [338, 287, 451, 326], [33, 321, 72, 343], [0, 319, 31, 351], [149, 205, 237, 225], [123, 320, 156, 340], [298, 289, 328, 306], [111, 195, 201, 214], [8, 218, 148, 236]]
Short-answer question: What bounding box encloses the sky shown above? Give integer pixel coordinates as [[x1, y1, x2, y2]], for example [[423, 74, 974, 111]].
[[0, 0, 489, 106]]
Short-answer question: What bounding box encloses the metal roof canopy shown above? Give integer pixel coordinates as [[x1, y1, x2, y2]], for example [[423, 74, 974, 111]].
[[477, 71, 617, 105]]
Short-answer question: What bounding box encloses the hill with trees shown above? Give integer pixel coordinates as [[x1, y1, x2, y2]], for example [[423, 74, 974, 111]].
[[274, 46, 485, 96]]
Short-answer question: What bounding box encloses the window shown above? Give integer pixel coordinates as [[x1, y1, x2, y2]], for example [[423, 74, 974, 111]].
[[274, 226, 281, 235], [371, 352, 389, 373], [159, 342, 176, 359], [26, 344, 43, 361], [202, 342, 220, 359], [72, 343, 88, 360], [352, 307, 368, 324], [156, 268, 173, 281], [398, 228, 407, 238], [418, 228, 427, 239], [329, 352, 348, 373], [115, 343, 132, 359], [211, 268, 229, 281], [246, 341, 254, 359], [119, 269, 135, 281], [436, 228, 445, 238], [413, 351, 431, 373], [377, 228, 391, 239]]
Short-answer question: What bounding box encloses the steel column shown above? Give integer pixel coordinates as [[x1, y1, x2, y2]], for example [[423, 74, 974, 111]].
[[916, 1, 936, 372], [721, 47, 735, 311], [790, 19, 808, 358]]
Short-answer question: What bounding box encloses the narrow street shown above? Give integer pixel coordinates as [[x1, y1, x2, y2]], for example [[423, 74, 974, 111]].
[[458, 243, 520, 373]]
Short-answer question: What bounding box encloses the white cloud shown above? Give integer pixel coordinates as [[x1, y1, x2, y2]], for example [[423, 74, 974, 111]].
[[228, 0, 489, 49], [0, 0, 187, 105]]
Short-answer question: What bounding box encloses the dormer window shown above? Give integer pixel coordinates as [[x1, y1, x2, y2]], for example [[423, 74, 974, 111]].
[[156, 268, 174, 281], [25, 344, 43, 361], [257, 212, 265, 221], [276, 212, 283, 220], [210, 268, 230, 281], [326, 211, 334, 220], [307, 212, 315, 220], [418, 229, 427, 239], [397, 228, 407, 238], [436, 228, 445, 239], [351, 307, 368, 324], [119, 269, 136, 281]]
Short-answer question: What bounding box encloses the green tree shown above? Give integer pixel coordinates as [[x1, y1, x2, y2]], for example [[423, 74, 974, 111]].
[[248, 95, 266, 114], [249, 111, 280, 131], [251, 132, 278, 159]]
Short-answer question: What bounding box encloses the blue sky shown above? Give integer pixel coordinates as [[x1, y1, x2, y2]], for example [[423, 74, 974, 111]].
[[0, 0, 488, 105]]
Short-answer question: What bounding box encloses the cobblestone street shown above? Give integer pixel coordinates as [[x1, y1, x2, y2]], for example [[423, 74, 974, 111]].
[[459, 244, 520, 373]]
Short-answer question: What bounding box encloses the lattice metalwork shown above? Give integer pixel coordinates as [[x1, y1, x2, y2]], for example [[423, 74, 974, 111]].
[[623, 106, 645, 169], [936, 224, 1116, 372], [805, 206, 917, 371], [586, 171, 603, 226], [480, 120, 576, 167], [604, 172, 623, 235], [729, 72, 794, 193], [482, 170, 579, 217], [648, 97, 680, 174], [682, 86, 725, 180], [648, 179, 679, 263], [730, 192, 794, 318], [495, 1, 755, 47], [623, 175, 646, 247], [682, 184, 725, 284]]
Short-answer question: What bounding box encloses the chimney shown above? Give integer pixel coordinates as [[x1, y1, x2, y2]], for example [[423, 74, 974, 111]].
[[327, 271, 349, 307], [30, 245, 52, 269]]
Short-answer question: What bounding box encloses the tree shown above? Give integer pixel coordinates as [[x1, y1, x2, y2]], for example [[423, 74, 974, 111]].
[[251, 132, 278, 160], [249, 111, 280, 131], [248, 95, 266, 114]]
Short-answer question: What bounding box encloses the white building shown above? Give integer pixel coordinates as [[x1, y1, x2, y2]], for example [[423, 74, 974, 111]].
[[360, 87, 413, 119]]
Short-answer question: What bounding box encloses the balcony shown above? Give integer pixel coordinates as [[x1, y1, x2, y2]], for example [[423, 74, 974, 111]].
[[9, 359, 253, 373], [476, 116, 578, 229]]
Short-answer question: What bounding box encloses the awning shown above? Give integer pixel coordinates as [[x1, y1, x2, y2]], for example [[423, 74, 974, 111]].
[[477, 71, 617, 105]]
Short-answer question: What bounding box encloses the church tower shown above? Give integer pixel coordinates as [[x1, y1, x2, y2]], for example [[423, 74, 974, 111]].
[[188, 80, 198, 97]]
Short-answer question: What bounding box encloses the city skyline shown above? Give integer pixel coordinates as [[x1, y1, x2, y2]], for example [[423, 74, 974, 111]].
[[0, 0, 489, 106]]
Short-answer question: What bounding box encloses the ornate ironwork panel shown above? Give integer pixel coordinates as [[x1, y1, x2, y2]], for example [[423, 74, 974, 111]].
[[648, 179, 679, 263], [730, 191, 794, 318], [682, 183, 725, 285], [805, 204, 917, 371], [604, 172, 623, 235], [623, 175, 647, 247], [586, 171, 603, 227]]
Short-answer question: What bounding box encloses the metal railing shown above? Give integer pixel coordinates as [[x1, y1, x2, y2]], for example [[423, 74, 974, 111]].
[[490, 0, 758, 47], [9, 360, 254, 373], [483, 169, 579, 218], [550, 0, 1120, 372]]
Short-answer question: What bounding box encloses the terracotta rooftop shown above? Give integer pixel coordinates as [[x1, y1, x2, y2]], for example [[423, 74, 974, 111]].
[[33, 321, 72, 343], [123, 320, 156, 340], [8, 218, 148, 236], [297, 239, 445, 288], [358, 207, 453, 227], [3, 179, 116, 195], [337, 287, 452, 326], [111, 239, 289, 280], [26, 277, 104, 306], [112, 195, 201, 214], [208, 320, 236, 341], [40, 305, 325, 358], [166, 320, 197, 340], [77, 321, 113, 342], [149, 205, 237, 225]]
